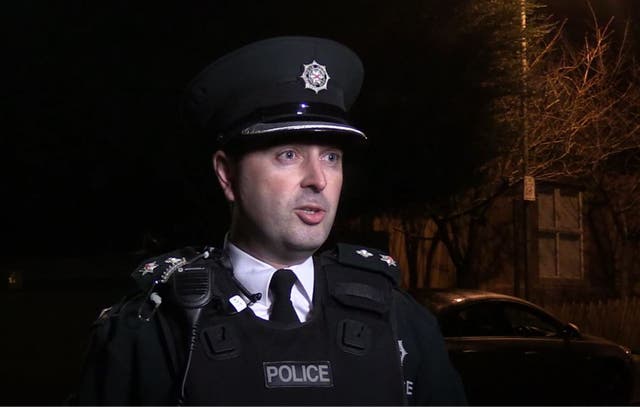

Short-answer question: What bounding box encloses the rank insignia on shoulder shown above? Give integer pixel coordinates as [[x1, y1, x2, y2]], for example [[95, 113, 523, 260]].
[[329, 243, 400, 286], [164, 257, 186, 266], [131, 247, 209, 291], [138, 261, 158, 275], [379, 254, 397, 267]]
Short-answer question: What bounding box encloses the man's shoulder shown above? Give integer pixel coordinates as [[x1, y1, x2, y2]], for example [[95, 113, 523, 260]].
[[91, 246, 220, 329], [91, 291, 147, 324], [130, 246, 217, 291], [318, 243, 401, 286], [392, 288, 439, 327], [86, 292, 155, 356]]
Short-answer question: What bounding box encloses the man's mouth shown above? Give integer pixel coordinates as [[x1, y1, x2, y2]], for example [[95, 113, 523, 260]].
[[294, 206, 326, 225]]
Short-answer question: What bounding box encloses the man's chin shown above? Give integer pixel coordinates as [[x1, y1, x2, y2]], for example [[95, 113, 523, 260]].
[[284, 232, 330, 255]]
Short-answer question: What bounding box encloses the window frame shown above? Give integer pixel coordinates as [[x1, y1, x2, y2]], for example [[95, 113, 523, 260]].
[[537, 186, 584, 280]]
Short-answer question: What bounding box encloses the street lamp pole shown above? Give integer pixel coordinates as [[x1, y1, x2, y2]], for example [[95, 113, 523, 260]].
[[519, 0, 532, 300]]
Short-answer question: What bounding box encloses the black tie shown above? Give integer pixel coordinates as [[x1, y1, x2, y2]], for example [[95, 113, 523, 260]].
[[269, 268, 300, 324]]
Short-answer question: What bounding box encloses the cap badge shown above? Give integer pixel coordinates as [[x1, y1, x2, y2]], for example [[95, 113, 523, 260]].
[[300, 60, 330, 94], [356, 249, 373, 258], [139, 261, 158, 275], [379, 254, 397, 267]]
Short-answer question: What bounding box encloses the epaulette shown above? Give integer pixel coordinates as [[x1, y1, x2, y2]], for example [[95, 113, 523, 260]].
[[322, 243, 400, 286], [131, 246, 212, 292]]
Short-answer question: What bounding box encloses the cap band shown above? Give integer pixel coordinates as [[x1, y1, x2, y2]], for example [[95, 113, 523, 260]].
[[240, 121, 366, 139], [216, 102, 364, 145], [219, 102, 349, 131], [210, 80, 346, 131]]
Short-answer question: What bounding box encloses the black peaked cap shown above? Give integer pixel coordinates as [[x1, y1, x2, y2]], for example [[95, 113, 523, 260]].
[[183, 36, 366, 149]]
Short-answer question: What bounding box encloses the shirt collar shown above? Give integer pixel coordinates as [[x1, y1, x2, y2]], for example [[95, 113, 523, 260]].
[[224, 239, 314, 306]]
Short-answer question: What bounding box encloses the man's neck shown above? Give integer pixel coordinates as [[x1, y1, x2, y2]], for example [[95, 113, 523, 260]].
[[226, 236, 310, 269]]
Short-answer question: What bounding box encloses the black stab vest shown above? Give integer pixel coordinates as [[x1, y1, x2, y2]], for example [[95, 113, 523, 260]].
[[181, 255, 406, 405]]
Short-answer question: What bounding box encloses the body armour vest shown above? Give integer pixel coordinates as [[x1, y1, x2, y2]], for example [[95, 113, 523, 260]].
[[168, 245, 406, 405]]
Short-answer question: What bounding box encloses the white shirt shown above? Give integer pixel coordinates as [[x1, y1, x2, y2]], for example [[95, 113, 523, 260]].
[[225, 240, 315, 322]]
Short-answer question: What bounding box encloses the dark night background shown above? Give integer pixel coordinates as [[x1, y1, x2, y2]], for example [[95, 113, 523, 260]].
[[3, 0, 638, 403]]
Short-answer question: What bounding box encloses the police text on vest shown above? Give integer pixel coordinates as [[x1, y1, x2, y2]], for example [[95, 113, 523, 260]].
[[263, 361, 333, 388], [404, 380, 414, 396]]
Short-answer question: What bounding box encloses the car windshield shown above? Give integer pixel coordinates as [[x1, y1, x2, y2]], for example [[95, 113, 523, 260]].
[[439, 300, 561, 337]]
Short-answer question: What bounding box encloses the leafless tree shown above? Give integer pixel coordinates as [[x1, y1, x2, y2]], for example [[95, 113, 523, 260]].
[[386, 4, 640, 292]]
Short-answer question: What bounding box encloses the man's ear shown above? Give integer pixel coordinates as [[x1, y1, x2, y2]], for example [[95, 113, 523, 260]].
[[213, 150, 236, 202]]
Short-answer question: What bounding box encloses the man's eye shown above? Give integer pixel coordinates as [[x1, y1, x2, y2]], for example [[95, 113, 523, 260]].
[[278, 150, 297, 160], [323, 152, 341, 163]]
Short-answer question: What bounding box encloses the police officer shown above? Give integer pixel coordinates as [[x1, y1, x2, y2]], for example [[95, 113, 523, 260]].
[[73, 36, 466, 405]]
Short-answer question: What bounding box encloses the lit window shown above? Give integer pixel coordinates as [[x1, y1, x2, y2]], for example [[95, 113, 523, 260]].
[[537, 187, 583, 279]]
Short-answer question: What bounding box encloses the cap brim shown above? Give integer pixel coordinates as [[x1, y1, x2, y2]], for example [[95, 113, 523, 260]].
[[240, 121, 366, 141]]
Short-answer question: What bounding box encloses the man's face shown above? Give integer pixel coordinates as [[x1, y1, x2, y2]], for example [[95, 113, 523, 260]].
[[214, 143, 343, 266]]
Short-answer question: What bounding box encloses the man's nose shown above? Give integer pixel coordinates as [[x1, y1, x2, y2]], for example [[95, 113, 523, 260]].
[[301, 158, 327, 192]]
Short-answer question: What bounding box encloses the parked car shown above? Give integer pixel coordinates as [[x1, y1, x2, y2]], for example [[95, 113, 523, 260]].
[[412, 289, 634, 405]]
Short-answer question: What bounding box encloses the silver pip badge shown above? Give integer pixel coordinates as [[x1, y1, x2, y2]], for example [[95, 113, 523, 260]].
[[300, 60, 330, 93]]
